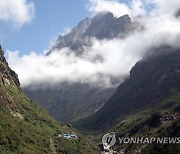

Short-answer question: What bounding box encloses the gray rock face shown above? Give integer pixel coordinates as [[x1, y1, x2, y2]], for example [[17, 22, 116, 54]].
[[96, 14, 133, 39], [0, 46, 20, 88], [51, 17, 92, 52], [84, 12, 115, 37], [24, 83, 116, 122], [50, 12, 134, 53]]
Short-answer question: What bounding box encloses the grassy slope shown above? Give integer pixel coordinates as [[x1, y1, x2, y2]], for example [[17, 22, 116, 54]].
[[0, 85, 98, 154], [92, 93, 180, 153]]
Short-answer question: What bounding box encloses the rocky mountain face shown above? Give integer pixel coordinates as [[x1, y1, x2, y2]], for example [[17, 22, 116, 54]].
[[50, 12, 134, 53], [74, 47, 180, 131], [0, 46, 98, 154], [24, 83, 116, 122], [24, 12, 134, 123], [0, 46, 20, 89]]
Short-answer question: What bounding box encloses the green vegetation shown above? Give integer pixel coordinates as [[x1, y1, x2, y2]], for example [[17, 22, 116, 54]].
[[0, 47, 98, 154], [91, 93, 180, 153], [0, 85, 98, 154]]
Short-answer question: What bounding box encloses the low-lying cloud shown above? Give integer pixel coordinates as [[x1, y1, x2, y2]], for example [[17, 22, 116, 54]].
[[7, 38, 142, 88], [7, 0, 180, 89]]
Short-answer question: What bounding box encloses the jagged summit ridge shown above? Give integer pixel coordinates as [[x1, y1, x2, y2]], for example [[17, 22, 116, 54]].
[[50, 12, 134, 53]]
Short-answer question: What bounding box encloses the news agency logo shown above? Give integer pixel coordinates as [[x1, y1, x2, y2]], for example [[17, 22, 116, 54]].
[[118, 137, 180, 144], [102, 132, 116, 148], [102, 132, 180, 146]]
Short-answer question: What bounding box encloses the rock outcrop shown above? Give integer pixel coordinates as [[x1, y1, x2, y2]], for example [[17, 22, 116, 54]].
[[0, 46, 20, 88]]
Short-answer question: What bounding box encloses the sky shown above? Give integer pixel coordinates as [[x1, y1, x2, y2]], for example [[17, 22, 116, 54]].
[[0, 0, 133, 55], [0, 0, 89, 55], [1, 0, 180, 89]]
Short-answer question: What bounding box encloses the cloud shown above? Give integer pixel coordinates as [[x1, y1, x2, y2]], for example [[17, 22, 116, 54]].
[[7, 39, 141, 88], [6, 0, 180, 89], [146, 0, 180, 16], [86, 0, 131, 17], [0, 0, 35, 27], [87, 0, 180, 18], [86, 0, 148, 18]]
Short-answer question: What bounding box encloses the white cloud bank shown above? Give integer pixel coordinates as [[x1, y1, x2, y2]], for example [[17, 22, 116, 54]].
[[86, 0, 148, 18], [0, 0, 35, 27], [7, 39, 142, 88], [7, 0, 180, 89], [87, 0, 180, 18]]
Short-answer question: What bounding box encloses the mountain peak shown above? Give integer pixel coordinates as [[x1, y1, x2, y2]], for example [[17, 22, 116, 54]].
[[94, 11, 114, 19], [49, 12, 133, 54], [78, 17, 91, 27]]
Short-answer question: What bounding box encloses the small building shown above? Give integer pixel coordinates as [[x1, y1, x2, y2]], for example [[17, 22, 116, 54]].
[[62, 133, 78, 139], [63, 134, 71, 139], [71, 134, 78, 139]]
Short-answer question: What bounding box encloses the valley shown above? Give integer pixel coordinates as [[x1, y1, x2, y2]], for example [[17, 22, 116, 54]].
[[0, 0, 180, 153]]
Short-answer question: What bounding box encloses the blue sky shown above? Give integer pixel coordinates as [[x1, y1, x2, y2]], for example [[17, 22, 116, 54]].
[[0, 0, 90, 55], [0, 0, 153, 56]]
